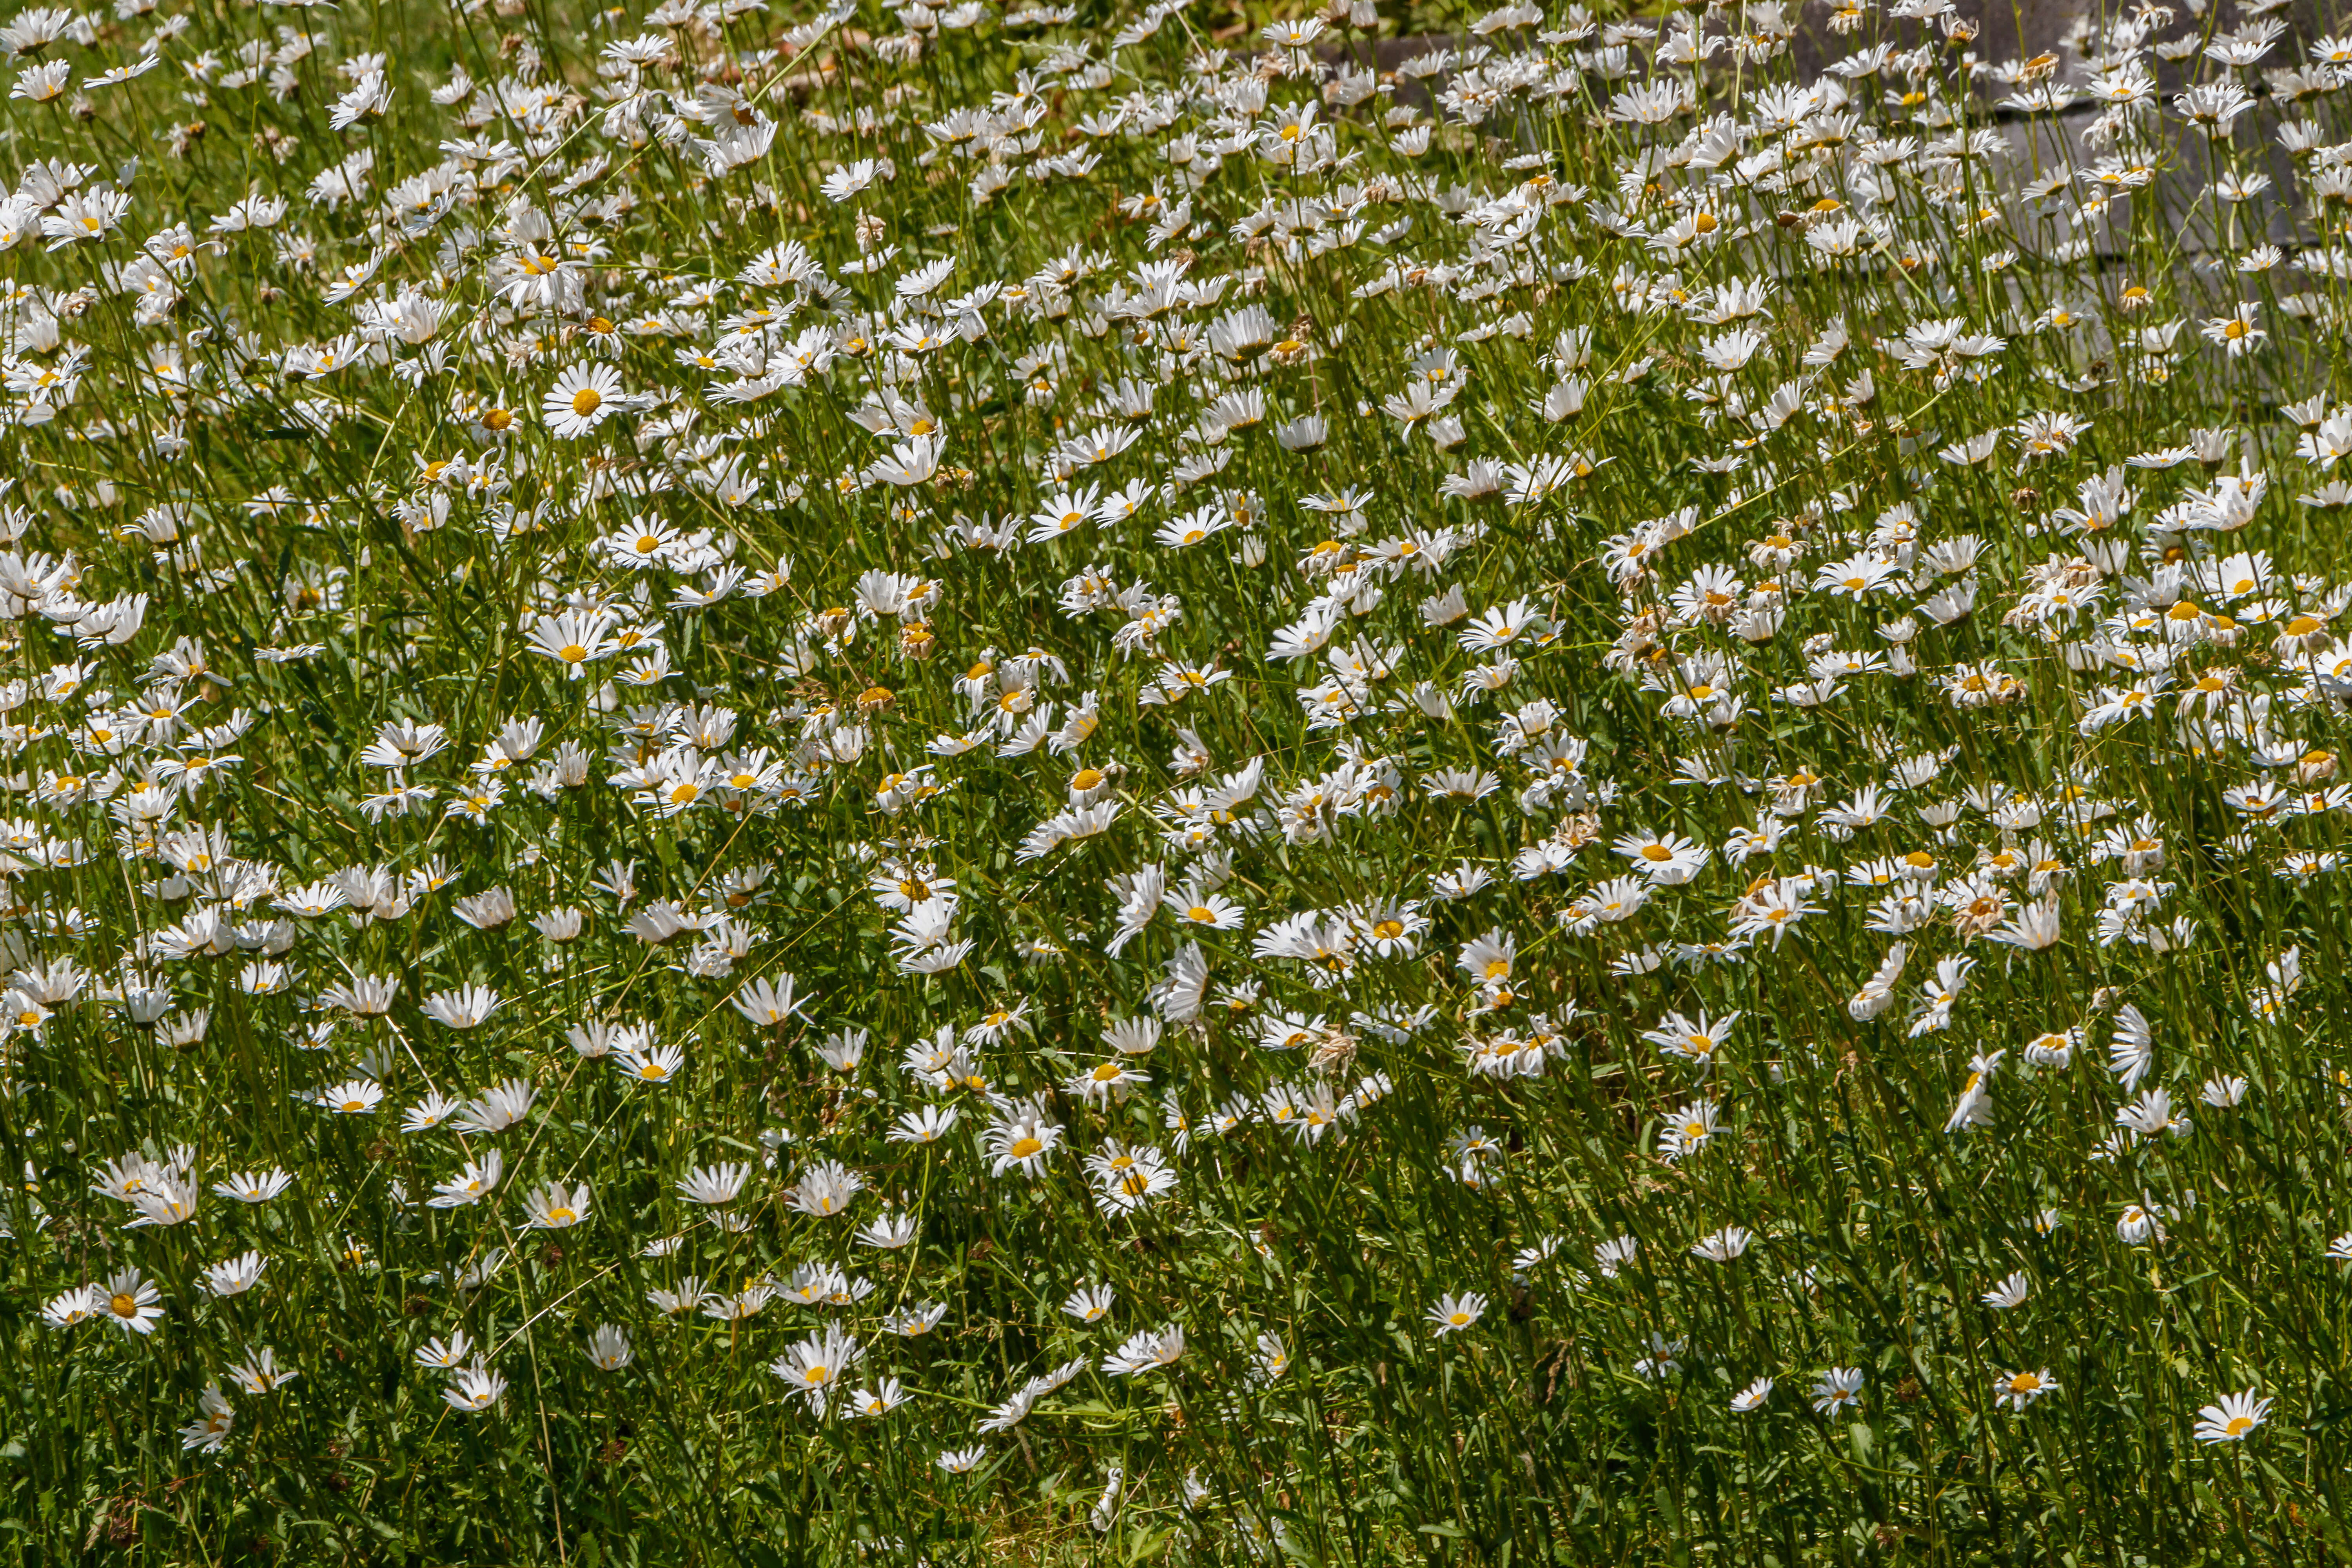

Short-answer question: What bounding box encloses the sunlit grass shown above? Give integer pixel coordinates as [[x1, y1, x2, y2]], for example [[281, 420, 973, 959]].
[[0, 0, 2347, 1560]]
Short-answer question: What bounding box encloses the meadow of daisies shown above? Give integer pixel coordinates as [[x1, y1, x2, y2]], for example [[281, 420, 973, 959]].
[[6, 0, 2352, 1556]]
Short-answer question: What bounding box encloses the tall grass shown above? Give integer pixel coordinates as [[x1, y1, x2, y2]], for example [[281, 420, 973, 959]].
[[0, 0, 2347, 1558]]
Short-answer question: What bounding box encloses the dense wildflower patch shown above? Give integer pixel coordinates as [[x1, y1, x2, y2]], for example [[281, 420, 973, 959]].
[[2, 0, 2351, 1557]]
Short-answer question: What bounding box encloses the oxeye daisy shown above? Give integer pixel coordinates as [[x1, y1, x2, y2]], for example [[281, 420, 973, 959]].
[[1427, 1292, 1487, 1336], [1995, 1368, 2058, 1410], [543, 363, 622, 437], [2193, 1390, 2272, 1443], [1811, 1367, 1864, 1417]]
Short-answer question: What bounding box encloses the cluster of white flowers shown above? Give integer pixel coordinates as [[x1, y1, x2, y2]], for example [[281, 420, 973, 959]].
[[0, 0, 2339, 1551]]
